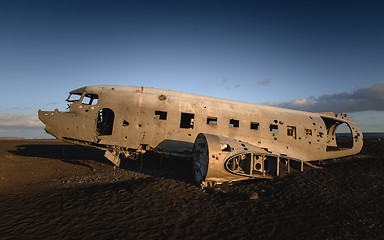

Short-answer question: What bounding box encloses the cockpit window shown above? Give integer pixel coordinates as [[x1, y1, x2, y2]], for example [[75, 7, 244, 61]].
[[82, 94, 99, 105], [66, 93, 82, 102]]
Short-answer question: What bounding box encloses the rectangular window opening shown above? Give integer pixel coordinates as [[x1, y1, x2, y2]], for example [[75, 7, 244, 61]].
[[82, 94, 99, 105], [67, 93, 82, 103], [229, 119, 239, 128], [287, 126, 296, 139], [269, 124, 278, 132], [250, 122, 260, 130], [207, 117, 217, 125], [180, 112, 194, 129], [154, 110, 167, 120]]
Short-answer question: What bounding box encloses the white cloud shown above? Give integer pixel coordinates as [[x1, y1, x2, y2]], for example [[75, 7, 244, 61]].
[[266, 81, 384, 113], [290, 98, 315, 106], [0, 113, 43, 127]]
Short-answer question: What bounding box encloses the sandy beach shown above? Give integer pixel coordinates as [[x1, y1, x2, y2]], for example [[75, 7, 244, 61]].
[[0, 137, 383, 239]]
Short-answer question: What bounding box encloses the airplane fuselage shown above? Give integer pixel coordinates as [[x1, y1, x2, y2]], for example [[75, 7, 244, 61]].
[[38, 85, 363, 185]]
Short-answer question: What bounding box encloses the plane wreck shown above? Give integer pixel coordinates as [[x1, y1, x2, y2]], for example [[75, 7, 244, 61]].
[[38, 85, 363, 187]]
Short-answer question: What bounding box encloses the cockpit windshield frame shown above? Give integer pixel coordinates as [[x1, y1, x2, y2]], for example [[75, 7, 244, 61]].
[[66, 92, 99, 105], [66, 93, 82, 103], [82, 93, 99, 105]]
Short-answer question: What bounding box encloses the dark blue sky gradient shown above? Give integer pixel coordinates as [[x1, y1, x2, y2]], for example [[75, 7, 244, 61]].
[[1, 0, 384, 137]]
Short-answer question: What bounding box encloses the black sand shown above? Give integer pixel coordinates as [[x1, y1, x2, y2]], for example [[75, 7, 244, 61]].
[[0, 138, 383, 239]]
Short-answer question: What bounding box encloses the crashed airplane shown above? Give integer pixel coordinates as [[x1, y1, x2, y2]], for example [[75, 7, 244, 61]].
[[38, 85, 363, 187]]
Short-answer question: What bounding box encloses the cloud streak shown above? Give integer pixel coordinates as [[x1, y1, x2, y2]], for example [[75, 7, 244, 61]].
[[258, 78, 271, 87], [0, 113, 43, 128], [265, 81, 384, 113]]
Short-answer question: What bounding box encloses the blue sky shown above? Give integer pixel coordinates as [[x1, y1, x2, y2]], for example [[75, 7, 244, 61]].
[[1, 0, 383, 138]]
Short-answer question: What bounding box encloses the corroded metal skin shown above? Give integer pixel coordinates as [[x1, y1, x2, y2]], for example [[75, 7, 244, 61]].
[[193, 133, 273, 186], [194, 133, 309, 187], [38, 85, 363, 185]]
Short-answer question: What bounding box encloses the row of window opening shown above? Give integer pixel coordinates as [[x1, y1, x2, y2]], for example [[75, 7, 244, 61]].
[[154, 111, 314, 137]]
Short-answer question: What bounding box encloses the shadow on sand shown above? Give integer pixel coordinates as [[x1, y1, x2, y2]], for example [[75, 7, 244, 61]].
[[9, 143, 194, 183]]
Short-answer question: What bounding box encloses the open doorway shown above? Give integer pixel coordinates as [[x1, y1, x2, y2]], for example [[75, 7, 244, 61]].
[[97, 108, 114, 135]]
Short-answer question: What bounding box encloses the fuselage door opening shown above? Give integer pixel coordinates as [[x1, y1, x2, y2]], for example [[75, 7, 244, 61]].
[[97, 108, 115, 135]]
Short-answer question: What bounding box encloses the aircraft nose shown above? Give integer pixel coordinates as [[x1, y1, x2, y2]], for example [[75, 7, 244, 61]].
[[38, 110, 54, 125], [38, 109, 60, 138]]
